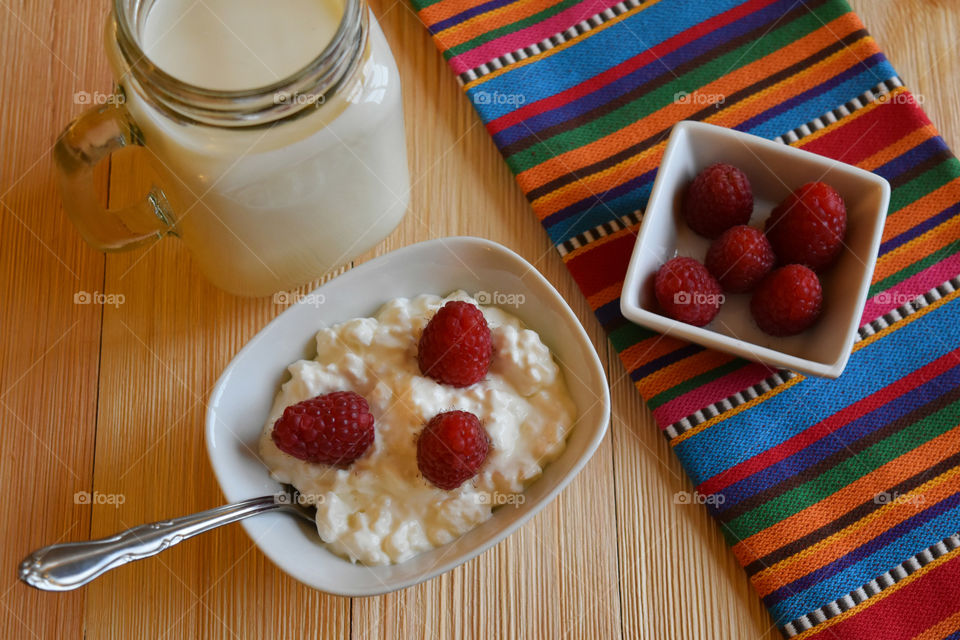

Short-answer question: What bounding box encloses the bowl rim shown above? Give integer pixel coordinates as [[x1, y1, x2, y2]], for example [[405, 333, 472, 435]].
[[619, 120, 890, 379], [204, 236, 612, 595]]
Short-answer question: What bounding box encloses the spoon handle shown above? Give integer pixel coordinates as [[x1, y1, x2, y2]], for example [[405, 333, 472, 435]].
[[19, 495, 284, 591]]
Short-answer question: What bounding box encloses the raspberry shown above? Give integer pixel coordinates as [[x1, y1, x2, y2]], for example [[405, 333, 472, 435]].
[[765, 182, 847, 271], [417, 410, 490, 490], [271, 391, 375, 467], [705, 225, 775, 293], [750, 265, 823, 336], [682, 163, 754, 238], [654, 257, 723, 327], [418, 301, 492, 387]]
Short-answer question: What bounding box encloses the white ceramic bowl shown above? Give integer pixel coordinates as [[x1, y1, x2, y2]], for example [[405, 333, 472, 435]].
[[620, 121, 890, 378], [205, 237, 610, 595]]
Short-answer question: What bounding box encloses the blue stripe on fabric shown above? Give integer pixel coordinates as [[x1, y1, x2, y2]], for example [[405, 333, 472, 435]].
[[631, 343, 704, 381], [874, 136, 949, 183], [735, 56, 877, 132], [543, 62, 892, 243], [713, 361, 960, 511], [768, 499, 960, 622], [490, 0, 798, 147], [764, 491, 960, 608], [595, 298, 625, 326], [736, 53, 893, 138], [466, 0, 747, 120], [736, 61, 896, 138], [544, 171, 656, 243], [429, 0, 518, 34], [880, 201, 960, 256], [673, 297, 960, 484]]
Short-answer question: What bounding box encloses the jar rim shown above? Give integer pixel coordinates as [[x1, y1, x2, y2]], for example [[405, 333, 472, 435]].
[[112, 0, 367, 127]]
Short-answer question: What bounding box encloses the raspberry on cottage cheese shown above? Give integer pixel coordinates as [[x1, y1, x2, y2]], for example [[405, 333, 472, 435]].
[[259, 291, 578, 565]]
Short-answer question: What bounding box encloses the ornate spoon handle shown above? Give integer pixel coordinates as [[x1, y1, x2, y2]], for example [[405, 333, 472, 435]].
[[19, 495, 288, 591]]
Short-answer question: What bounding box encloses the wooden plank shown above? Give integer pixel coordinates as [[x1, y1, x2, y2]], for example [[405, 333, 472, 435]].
[[0, 1, 111, 638], [4, 0, 960, 638], [348, 3, 622, 639]]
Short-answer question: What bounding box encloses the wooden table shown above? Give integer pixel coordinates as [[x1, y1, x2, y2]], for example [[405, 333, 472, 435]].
[[2, 1, 958, 637]]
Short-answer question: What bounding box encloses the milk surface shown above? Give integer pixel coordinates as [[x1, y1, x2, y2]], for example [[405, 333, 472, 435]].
[[142, 0, 341, 90]]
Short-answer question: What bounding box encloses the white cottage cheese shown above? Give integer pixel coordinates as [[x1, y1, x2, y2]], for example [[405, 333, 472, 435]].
[[259, 291, 577, 565]]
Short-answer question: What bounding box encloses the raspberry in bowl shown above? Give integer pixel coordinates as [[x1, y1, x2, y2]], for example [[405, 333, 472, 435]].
[[705, 225, 775, 294], [205, 237, 610, 595], [258, 292, 577, 566], [682, 162, 753, 238], [766, 181, 848, 271], [620, 121, 890, 378]]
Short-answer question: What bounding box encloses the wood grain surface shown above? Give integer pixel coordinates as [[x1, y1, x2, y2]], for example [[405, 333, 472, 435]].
[[1, 1, 958, 638]]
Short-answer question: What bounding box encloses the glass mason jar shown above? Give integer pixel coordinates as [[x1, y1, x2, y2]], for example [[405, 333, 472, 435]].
[[54, 0, 410, 297]]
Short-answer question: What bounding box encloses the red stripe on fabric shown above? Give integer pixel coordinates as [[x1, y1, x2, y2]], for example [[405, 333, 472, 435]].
[[860, 253, 960, 323], [696, 348, 960, 495], [803, 550, 960, 640], [798, 96, 931, 165], [483, 0, 779, 134], [447, 0, 617, 74], [650, 362, 772, 427], [565, 233, 635, 298]]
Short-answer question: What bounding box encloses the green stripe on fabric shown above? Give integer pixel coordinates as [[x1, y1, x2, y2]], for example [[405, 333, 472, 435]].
[[870, 241, 960, 297], [609, 322, 657, 352], [646, 359, 747, 409], [503, 2, 847, 173], [721, 397, 960, 542], [888, 156, 960, 213], [412, 0, 444, 10], [442, 0, 583, 60]]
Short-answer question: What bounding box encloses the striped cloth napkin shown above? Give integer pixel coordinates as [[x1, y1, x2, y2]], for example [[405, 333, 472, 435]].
[[410, 0, 960, 637]]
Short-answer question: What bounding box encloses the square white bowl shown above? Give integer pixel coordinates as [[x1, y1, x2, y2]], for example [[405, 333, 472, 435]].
[[205, 236, 610, 596], [620, 121, 890, 378]]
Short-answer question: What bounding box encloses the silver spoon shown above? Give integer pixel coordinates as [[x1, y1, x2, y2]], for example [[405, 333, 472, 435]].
[[18, 486, 315, 591]]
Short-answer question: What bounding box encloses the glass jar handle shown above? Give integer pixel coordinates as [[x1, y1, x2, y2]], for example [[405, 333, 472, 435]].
[[54, 97, 174, 251]]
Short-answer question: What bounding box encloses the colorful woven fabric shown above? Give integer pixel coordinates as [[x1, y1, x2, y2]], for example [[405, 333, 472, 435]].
[[410, 0, 960, 636]]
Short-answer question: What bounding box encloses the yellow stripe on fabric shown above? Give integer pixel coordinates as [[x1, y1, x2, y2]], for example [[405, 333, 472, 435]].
[[527, 25, 872, 215], [703, 33, 876, 130], [587, 282, 625, 310], [751, 464, 960, 590], [669, 374, 806, 446], [789, 544, 960, 640], [789, 84, 895, 148], [910, 609, 960, 640], [561, 224, 638, 261], [436, 0, 557, 46], [462, 0, 665, 90], [858, 123, 939, 173], [670, 286, 960, 447], [875, 215, 960, 283]]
